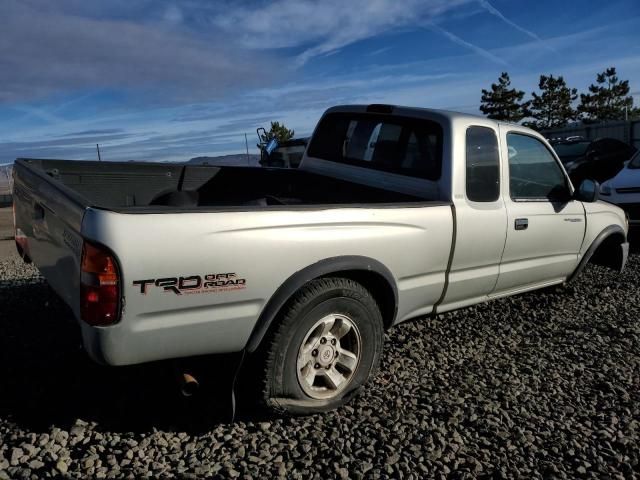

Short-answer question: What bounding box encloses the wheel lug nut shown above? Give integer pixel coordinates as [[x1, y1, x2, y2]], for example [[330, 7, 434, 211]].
[[314, 363, 321, 369], [312, 349, 318, 357], [320, 338, 327, 344], [325, 365, 331, 370], [331, 338, 337, 346], [335, 350, 339, 357]]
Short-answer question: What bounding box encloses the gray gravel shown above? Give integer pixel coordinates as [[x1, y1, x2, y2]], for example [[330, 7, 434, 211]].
[[1, 250, 639, 479]]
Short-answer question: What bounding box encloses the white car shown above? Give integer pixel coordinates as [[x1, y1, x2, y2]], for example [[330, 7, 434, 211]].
[[601, 151, 640, 227]]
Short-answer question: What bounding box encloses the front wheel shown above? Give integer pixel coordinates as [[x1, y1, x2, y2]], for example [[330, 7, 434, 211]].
[[260, 277, 384, 415]]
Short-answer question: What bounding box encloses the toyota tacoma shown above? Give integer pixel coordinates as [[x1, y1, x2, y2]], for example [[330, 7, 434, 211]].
[[12, 104, 629, 414]]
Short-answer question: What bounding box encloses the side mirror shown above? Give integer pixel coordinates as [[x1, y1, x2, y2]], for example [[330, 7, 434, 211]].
[[575, 179, 599, 202]]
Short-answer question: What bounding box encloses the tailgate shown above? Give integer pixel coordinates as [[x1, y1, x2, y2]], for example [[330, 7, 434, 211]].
[[13, 160, 87, 317]]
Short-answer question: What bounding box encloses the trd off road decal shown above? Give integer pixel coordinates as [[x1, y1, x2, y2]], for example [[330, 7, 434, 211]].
[[133, 273, 246, 295]]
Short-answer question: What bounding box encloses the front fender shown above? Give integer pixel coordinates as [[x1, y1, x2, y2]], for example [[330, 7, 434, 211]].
[[568, 225, 627, 282]]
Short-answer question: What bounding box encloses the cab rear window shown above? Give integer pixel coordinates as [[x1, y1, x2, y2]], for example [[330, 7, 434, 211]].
[[307, 113, 443, 180]]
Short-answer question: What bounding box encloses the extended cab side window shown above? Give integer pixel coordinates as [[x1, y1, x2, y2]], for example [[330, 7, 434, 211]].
[[507, 133, 569, 200], [466, 126, 500, 202], [307, 113, 443, 180]]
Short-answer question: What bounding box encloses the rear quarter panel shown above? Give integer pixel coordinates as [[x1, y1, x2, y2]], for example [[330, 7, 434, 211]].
[[81, 205, 453, 365]]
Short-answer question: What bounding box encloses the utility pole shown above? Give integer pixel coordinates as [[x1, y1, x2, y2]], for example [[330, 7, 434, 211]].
[[96, 144, 102, 162], [244, 133, 250, 166]]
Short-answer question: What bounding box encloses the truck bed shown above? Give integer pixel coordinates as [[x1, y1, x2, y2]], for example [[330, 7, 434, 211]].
[[18, 159, 432, 212], [13, 156, 453, 366]]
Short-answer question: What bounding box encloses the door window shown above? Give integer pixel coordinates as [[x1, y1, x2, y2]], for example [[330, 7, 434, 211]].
[[507, 133, 569, 200], [466, 126, 500, 202]]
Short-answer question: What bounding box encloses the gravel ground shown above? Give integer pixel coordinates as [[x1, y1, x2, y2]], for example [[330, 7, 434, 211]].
[[0, 242, 16, 261], [1, 250, 639, 479]]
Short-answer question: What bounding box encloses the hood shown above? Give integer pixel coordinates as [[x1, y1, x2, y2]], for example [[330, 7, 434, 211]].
[[606, 165, 640, 189]]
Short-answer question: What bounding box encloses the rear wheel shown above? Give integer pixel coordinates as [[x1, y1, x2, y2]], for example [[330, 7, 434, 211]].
[[261, 277, 384, 415]]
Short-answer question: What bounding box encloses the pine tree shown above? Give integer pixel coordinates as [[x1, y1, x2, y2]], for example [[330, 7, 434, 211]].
[[524, 74, 577, 131], [259, 121, 295, 143], [577, 67, 637, 123], [479, 72, 530, 122]]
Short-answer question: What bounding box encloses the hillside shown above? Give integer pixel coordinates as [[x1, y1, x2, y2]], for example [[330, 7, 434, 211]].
[[188, 154, 260, 167]]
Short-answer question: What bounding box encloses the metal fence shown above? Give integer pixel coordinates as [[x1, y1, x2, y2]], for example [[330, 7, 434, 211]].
[[542, 120, 640, 150]]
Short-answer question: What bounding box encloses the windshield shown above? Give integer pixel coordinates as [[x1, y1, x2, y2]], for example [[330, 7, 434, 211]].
[[552, 142, 589, 163], [629, 151, 640, 169]]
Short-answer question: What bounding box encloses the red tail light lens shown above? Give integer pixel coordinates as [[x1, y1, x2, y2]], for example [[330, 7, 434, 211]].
[[81, 242, 121, 326]]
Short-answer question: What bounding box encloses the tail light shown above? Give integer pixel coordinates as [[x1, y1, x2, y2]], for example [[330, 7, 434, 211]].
[[81, 241, 121, 326]]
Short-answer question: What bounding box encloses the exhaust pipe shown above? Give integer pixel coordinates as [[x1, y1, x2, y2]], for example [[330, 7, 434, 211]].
[[179, 372, 199, 397]]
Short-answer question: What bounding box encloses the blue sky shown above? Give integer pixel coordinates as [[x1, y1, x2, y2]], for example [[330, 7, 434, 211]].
[[1, 0, 639, 164]]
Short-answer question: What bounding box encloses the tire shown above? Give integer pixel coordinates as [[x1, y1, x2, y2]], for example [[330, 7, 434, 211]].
[[260, 277, 384, 415]]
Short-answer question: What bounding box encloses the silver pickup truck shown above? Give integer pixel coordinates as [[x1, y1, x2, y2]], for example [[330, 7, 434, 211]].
[[13, 104, 629, 414]]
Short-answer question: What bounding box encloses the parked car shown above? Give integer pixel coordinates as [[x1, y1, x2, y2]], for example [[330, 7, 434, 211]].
[[600, 150, 640, 228], [551, 137, 637, 186], [13, 104, 629, 415]]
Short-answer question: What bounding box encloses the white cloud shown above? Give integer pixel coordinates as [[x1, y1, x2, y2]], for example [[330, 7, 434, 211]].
[[427, 23, 508, 66], [0, 0, 274, 103], [478, 0, 556, 53], [214, 0, 475, 64], [163, 5, 183, 24], [367, 46, 393, 56]]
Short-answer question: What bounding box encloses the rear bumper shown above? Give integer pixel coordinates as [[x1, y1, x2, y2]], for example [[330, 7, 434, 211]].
[[80, 325, 111, 366]]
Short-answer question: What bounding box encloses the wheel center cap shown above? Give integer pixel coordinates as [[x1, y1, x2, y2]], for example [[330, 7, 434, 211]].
[[318, 345, 335, 366]]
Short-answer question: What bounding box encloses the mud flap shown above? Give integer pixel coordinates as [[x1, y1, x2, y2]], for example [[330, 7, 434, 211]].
[[174, 351, 246, 424]]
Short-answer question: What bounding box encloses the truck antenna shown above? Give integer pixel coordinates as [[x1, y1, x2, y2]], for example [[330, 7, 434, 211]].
[[96, 144, 102, 162]]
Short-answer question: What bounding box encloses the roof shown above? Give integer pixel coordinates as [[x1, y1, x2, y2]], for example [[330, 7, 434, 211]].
[[325, 104, 519, 129]]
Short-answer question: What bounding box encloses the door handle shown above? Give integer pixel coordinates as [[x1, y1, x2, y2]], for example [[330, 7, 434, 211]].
[[514, 218, 528, 230]]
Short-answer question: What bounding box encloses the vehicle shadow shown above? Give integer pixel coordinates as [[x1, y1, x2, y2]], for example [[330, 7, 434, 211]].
[[0, 280, 250, 434], [628, 227, 640, 253]]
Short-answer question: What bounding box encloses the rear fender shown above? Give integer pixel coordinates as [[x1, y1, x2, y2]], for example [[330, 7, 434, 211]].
[[245, 256, 398, 353]]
